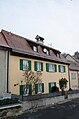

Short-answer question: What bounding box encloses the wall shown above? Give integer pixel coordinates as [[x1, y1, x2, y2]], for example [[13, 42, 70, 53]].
[[9, 55, 69, 95], [70, 70, 78, 89], [22, 95, 65, 111], [0, 50, 8, 96], [22, 93, 79, 111]]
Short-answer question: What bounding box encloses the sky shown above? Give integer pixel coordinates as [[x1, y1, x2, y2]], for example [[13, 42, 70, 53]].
[[0, 0, 79, 55]]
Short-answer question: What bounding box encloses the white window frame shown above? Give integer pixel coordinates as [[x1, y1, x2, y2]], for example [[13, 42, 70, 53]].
[[49, 64, 56, 72], [38, 83, 42, 93], [23, 60, 28, 70], [23, 85, 29, 96], [33, 46, 37, 52], [60, 66, 65, 72], [37, 62, 41, 71], [71, 73, 76, 80]]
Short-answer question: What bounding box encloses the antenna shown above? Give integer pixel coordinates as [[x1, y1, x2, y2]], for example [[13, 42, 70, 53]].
[[48, 43, 52, 47]]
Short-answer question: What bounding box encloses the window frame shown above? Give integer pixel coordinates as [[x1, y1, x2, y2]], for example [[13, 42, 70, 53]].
[[33, 46, 38, 52], [34, 61, 43, 71], [71, 73, 76, 80], [20, 59, 31, 71], [58, 65, 66, 73], [46, 63, 57, 72]]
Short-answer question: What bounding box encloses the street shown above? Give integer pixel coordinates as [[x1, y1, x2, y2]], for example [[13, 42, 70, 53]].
[[6, 98, 79, 119]]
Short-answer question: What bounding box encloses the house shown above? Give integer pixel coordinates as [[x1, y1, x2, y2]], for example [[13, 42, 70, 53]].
[[0, 29, 70, 96], [0, 32, 9, 96], [65, 54, 79, 90]]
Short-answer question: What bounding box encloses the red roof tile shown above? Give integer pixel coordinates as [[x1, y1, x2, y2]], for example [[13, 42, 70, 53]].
[[0, 32, 9, 47], [1, 29, 69, 64]]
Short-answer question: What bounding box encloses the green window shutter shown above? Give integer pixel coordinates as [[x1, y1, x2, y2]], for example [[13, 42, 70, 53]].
[[46, 63, 49, 72], [41, 62, 43, 71], [35, 84, 38, 94], [20, 59, 23, 70], [29, 84, 32, 95], [42, 83, 44, 93], [34, 62, 37, 71], [20, 85, 23, 95], [49, 83, 51, 93], [55, 65, 57, 72], [64, 66, 66, 72], [28, 60, 31, 70], [54, 82, 56, 86], [58, 65, 61, 72]]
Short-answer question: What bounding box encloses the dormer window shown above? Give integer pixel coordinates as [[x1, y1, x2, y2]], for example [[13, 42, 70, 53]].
[[43, 48, 49, 55], [33, 46, 38, 52]]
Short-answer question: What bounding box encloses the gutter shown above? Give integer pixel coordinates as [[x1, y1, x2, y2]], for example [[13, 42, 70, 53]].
[[7, 50, 9, 93]]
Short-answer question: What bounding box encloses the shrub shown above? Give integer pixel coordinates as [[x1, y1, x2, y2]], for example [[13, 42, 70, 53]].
[[51, 86, 59, 93], [0, 98, 19, 106]]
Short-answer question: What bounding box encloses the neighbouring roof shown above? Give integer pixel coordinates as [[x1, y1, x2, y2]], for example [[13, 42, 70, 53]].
[[0, 32, 9, 48], [65, 54, 79, 71], [0, 29, 69, 64]]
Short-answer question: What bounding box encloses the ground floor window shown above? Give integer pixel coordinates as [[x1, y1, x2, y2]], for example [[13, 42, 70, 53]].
[[20, 84, 32, 96], [35, 83, 44, 94]]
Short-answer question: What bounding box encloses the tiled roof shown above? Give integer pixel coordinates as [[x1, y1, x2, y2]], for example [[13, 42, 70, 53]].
[[69, 61, 79, 71], [0, 32, 9, 47], [0, 29, 69, 64], [64, 54, 79, 71]]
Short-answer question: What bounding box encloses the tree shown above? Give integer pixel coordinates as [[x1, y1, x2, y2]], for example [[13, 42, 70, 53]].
[[23, 70, 42, 94], [59, 78, 68, 94]]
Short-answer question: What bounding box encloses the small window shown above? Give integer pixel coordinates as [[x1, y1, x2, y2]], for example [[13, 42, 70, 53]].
[[46, 63, 57, 72], [35, 83, 44, 94], [58, 65, 66, 72], [71, 73, 76, 80], [43, 48, 49, 55], [33, 46, 38, 52], [20, 84, 32, 95], [20, 59, 31, 70], [34, 61, 43, 71], [49, 64, 56, 72], [38, 84, 42, 93]]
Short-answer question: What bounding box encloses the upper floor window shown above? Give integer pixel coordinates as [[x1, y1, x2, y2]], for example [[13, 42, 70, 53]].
[[58, 65, 66, 72], [34, 61, 43, 71], [20, 59, 31, 71], [43, 48, 50, 55], [71, 73, 76, 80], [46, 63, 57, 72], [33, 46, 38, 52]]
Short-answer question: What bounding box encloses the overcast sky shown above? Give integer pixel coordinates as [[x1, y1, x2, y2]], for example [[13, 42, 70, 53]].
[[0, 0, 79, 55]]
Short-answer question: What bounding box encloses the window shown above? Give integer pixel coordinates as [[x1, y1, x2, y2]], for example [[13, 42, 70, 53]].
[[33, 46, 38, 52], [49, 82, 56, 93], [20, 84, 32, 95], [58, 65, 66, 72], [71, 73, 76, 80], [43, 48, 50, 55], [35, 83, 44, 94], [34, 61, 43, 71], [20, 59, 31, 70], [46, 63, 57, 72]]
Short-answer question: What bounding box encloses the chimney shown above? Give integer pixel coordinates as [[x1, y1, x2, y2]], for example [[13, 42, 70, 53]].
[[35, 35, 44, 44]]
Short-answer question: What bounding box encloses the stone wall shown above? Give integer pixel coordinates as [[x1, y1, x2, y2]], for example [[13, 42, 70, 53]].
[[22, 93, 79, 111], [22, 95, 65, 111]]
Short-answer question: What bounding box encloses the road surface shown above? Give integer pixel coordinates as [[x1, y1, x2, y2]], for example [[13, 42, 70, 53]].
[[6, 98, 79, 119]]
